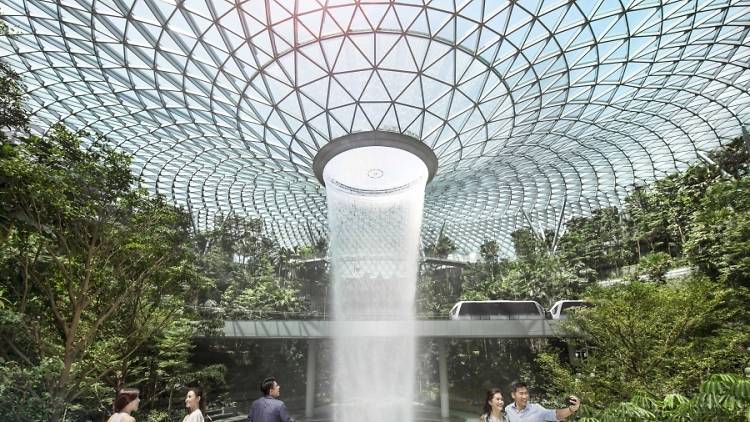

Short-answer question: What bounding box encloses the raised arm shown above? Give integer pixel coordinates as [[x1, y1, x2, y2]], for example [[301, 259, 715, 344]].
[[554, 395, 580, 420]]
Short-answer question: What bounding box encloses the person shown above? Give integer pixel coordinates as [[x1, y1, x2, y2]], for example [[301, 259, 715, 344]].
[[480, 387, 509, 422], [183, 386, 206, 422], [107, 388, 140, 422], [504, 381, 580, 421], [246, 377, 293, 422]]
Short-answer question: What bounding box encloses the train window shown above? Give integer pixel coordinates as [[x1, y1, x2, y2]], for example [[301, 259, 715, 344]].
[[449, 300, 546, 320]]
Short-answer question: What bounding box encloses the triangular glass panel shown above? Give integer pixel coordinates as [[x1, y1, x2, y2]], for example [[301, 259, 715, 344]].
[[379, 35, 416, 71], [268, 0, 293, 24], [323, 5, 351, 35], [395, 104, 423, 132], [271, 19, 296, 52], [328, 103, 356, 136], [423, 46, 455, 81], [327, 76, 357, 109], [391, 3, 421, 30], [360, 71, 391, 102], [400, 6, 426, 33], [484, 5, 510, 35], [130, 0, 162, 26], [378, 104, 399, 132], [251, 28, 274, 60], [278, 93, 305, 124], [295, 50, 329, 86], [348, 5, 372, 32], [374, 32, 401, 67], [359, 101, 390, 129], [378, 4, 401, 31], [507, 3, 533, 34], [297, 10, 324, 39], [240, 0, 267, 26], [426, 7, 453, 37], [320, 36, 346, 70]]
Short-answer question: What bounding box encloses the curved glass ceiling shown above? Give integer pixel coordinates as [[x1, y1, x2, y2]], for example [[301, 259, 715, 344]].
[[1, 0, 749, 257]]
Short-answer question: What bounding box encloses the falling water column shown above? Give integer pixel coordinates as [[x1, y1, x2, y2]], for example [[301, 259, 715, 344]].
[[314, 132, 436, 422]]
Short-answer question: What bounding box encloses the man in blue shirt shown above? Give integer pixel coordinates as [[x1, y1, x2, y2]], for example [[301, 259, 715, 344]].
[[504, 381, 580, 421], [247, 377, 293, 422]]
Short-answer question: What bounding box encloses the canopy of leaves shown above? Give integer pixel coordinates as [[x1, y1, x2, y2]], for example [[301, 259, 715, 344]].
[[0, 123, 212, 420], [685, 177, 750, 288], [537, 278, 750, 408]]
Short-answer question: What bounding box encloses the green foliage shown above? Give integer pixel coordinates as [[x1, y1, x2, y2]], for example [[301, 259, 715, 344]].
[[0, 126, 208, 420], [221, 273, 307, 319], [582, 374, 750, 421], [0, 22, 29, 135], [463, 230, 589, 307], [424, 227, 458, 258], [709, 136, 750, 179], [537, 279, 750, 407], [0, 62, 28, 133], [0, 358, 55, 421], [625, 164, 717, 258], [685, 177, 750, 288], [448, 338, 547, 400], [530, 134, 750, 419], [637, 252, 672, 283], [511, 228, 551, 263], [460, 241, 511, 302], [618, 137, 749, 265], [195, 214, 310, 320], [416, 269, 459, 316], [558, 207, 636, 279], [111, 316, 226, 417]]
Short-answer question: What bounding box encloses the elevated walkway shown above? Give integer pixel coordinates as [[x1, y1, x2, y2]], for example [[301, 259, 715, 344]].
[[222, 319, 562, 339]]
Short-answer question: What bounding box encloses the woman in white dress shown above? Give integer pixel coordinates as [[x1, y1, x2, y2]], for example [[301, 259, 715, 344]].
[[182, 386, 206, 422], [107, 388, 140, 422]]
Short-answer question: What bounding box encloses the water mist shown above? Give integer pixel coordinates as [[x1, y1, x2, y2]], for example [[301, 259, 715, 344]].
[[315, 132, 436, 421]]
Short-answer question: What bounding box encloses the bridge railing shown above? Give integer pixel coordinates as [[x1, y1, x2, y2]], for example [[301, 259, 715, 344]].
[[189, 305, 453, 321]]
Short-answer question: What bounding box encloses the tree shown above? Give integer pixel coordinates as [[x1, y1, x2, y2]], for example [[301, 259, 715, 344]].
[[685, 177, 750, 288], [557, 207, 636, 280], [460, 240, 513, 302], [0, 23, 29, 136], [477, 229, 590, 307], [423, 225, 458, 258], [0, 126, 201, 421], [637, 252, 672, 283], [192, 215, 308, 320], [536, 278, 750, 408], [709, 135, 750, 180]]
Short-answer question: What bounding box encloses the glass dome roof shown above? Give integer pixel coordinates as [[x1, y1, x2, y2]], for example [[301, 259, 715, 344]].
[[1, 0, 749, 257]]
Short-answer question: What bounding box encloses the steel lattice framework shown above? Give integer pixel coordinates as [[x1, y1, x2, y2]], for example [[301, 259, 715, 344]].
[[1, 0, 749, 257]]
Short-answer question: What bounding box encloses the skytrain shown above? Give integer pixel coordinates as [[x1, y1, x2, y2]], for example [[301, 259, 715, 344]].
[[448, 300, 546, 320], [449, 299, 591, 320]]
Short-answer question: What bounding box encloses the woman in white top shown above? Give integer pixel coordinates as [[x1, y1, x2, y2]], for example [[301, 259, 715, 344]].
[[480, 387, 509, 422], [182, 386, 206, 422], [107, 388, 140, 422]]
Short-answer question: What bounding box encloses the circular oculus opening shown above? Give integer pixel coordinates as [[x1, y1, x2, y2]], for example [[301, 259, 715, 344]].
[[323, 146, 428, 194], [313, 131, 438, 194]]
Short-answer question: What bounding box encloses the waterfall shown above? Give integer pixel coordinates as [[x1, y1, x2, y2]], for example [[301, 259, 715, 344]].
[[324, 145, 427, 421]]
